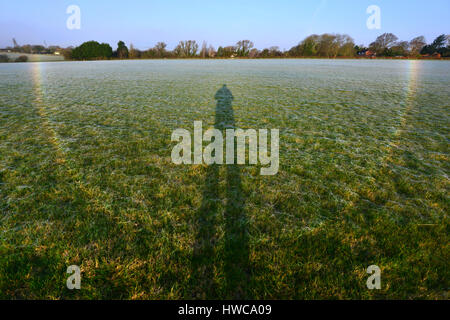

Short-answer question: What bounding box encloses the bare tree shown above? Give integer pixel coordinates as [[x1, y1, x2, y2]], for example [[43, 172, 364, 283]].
[[369, 33, 398, 54], [409, 36, 426, 56], [249, 48, 259, 58], [129, 43, 141, 59], [174, 42, 184, 57], [154, 42, 167, 58], [207, 45, 216, 58], [175, 40, 198, 57], [269, 46, 282, 57], [236, 40, 254, 56], [201, 41, 207, 58], [397, 41, 410, 51]]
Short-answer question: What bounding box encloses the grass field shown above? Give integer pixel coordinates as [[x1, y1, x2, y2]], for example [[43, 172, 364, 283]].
[[0, 59, 448, 299]]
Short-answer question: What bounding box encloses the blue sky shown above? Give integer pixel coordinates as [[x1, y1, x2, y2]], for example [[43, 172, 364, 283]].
[[1, 0, 449, 50]]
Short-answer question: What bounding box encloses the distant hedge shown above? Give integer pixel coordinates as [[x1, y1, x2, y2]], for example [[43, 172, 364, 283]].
[[0, 54, 9, 62], [15, 55, 28, 62], [71, 41, 113, 60]]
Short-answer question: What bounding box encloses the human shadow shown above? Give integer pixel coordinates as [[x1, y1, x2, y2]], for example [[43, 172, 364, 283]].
[[190, 85, 249, 299]]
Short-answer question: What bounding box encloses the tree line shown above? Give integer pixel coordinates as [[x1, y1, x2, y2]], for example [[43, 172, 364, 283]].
[[2, 44, 60, 55], [3, 33, 448, 62], [360, 33, 449, 57]]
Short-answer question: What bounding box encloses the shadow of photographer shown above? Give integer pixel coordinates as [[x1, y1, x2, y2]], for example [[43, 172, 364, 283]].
[[190, 85, 250, 299]]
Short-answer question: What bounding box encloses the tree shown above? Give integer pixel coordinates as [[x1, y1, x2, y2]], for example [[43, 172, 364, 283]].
[[174, 42, 183, 57], [154, 42, 167, 58], [129, 43, 140, 59], [99, 43, 113, 58], [71, 41, 113, 60], [260, 48, 270, 58], [31, 45, 45, 54], [216, 45, 235, 58], [289, 35, 311, 57], [175, 40, 198, 57], [388, 41, 409, 57], [142, 48, 156, 59], [236, 40, 254, 57], [223, 46, 236, 57], [337, 35, 356, 57], [409, 36, 426, 56], [300, 35, 320, 56], [288, 34, 355, 58], [200, 41, 208, 58], [421, 34, 449, 56], [317, 34, 341, 58], [369, 33, 398, 55], [269, 46, 283, 57], [61, 47, 73, 60], [447, 35, 450, 57], [187, 40, 199, 56], [216, 46, 224, 57], [249, 48, 259, 58], [288, 44, 301, 57], [208, 45, 216, 58], [116, 41, 129, 59], [21, 45, 32, 54], [431, 34, 447, 50]]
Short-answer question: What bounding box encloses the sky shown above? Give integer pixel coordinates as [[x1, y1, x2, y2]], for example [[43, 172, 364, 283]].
[[1, 0, 449, 50]]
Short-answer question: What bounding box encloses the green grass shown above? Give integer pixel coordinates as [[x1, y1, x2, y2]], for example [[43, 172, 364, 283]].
[[0, 60, 448, 299]]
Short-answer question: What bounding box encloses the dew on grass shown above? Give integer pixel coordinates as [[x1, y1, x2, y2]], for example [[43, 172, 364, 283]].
[[0, 59, 448, 299]]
